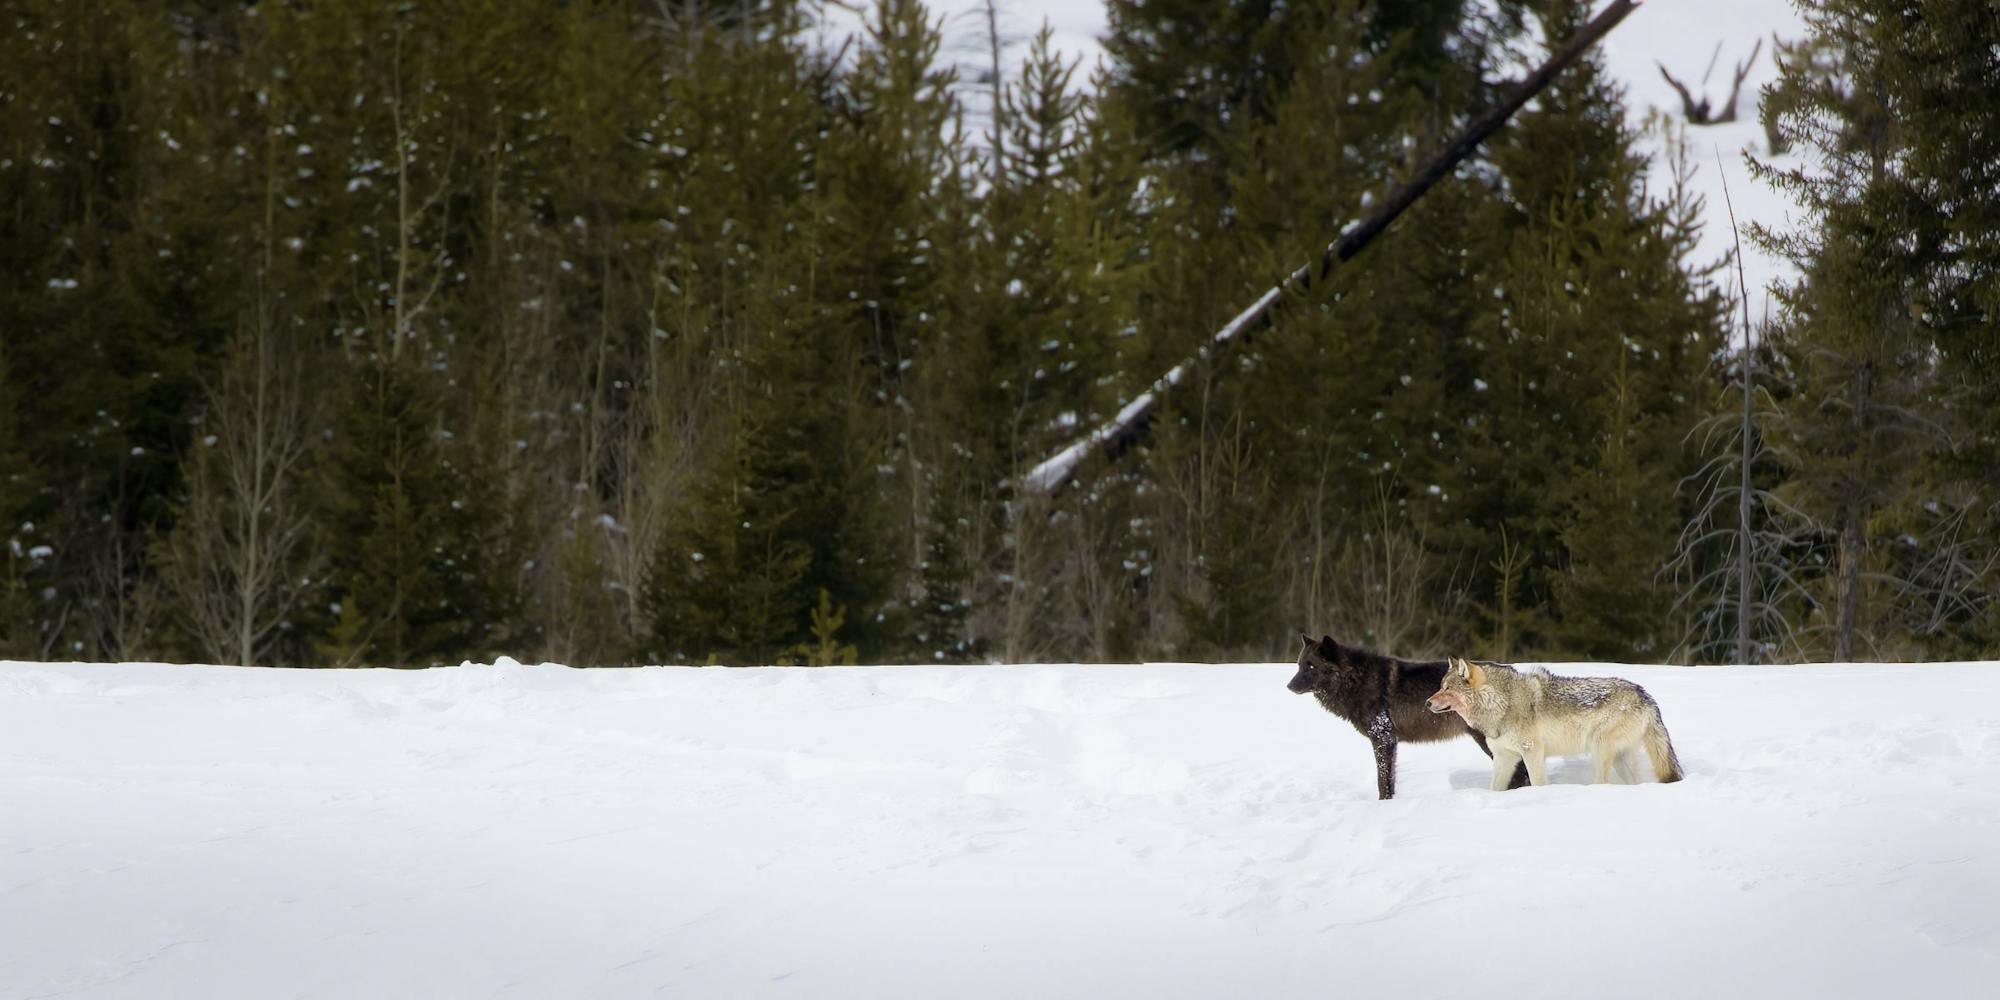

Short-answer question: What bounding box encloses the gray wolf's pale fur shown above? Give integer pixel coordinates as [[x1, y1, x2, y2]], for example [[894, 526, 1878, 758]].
[[1425, 658, 1684, 789]]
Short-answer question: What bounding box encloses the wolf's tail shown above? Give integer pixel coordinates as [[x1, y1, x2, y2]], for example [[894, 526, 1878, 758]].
[[1640, 695, 1684, 783]]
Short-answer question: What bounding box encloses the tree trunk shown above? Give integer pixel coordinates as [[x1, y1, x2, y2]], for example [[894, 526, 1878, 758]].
[[1736, 342, 1755, 664], [1833, 513, 1863, 661], [982, 0, 1005, 183]]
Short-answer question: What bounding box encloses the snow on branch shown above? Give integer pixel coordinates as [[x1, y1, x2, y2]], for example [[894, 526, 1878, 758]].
[[1020, 287, 1282, 494]]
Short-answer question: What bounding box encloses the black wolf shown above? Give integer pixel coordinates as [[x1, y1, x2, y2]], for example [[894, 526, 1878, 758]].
[[1286, 633, 1529, 799]]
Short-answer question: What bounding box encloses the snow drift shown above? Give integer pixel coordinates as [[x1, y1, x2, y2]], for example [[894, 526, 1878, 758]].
[[4, 658, 1997, 998]]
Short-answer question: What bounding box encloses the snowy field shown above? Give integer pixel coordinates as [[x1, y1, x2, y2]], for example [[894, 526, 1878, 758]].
[[4, 658, 1997, 999]]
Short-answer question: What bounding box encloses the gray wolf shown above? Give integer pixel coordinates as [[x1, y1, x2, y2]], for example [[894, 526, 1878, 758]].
[[1425, 658, 1684, 789], [1287, 634, 1529, 799]]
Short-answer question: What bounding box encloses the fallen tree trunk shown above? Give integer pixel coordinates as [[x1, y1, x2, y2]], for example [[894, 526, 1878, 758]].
[[1021, 0, 1644, 494]]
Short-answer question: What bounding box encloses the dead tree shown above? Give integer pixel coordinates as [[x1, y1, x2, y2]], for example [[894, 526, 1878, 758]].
[[1664, 163, 1808, 664], [1020, 0, 1645, 494], [1658, 38, 1761, 125], [979, 0, 1006, 183]]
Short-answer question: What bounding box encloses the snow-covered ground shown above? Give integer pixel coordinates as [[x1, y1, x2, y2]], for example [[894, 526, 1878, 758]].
[[5, 658, 1996, 998]]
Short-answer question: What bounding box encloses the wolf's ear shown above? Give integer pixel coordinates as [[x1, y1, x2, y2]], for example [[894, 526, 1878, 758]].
[[1298, 631, 1313, 648], [1450, 657, 1484, 686]]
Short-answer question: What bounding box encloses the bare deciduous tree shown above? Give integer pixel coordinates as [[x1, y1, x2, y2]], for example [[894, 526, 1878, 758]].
[[81, 505, 164, 663], [159, 305, 319, 666], [1309, 487, 1468, 661], [1885, 490, 1997, 644], [1665, 168, 1810, 663], [1663, 354, 1815, 664]]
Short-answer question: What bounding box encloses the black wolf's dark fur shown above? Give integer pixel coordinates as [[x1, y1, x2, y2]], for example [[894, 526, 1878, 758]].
[[1287, 634, 1529, 799]]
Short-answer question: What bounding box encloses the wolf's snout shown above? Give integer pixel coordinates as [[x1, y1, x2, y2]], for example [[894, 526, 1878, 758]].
[[1425, 693, 1451, 714]]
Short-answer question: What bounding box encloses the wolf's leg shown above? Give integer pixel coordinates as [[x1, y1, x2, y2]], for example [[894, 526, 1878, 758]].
[[1490, 749, 1523, 792], [1470, 731, 1531, 790], [1592, 749, 1616, 785], [1522, 745, 1549, 786], [1372, 737, 1398, 800], [1614, 749, 1641, 784]]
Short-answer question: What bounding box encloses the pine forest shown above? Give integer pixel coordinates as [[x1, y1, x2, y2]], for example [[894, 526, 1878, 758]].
[[2, 0, 1996, 667]]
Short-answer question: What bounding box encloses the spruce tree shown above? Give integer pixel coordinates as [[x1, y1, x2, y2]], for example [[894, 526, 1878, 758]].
[[911, 24, 1142, 662], [1101, 0, 1508, 168], [639, 8, 902, 665], [315, 363, 521, 667], [1444, 1, 1724, 659], [0, 0, 244, 658], [1750, 0, 1992, 657]]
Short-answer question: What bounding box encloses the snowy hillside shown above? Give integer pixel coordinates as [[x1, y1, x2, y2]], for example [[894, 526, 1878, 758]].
[[5, 658, 1996, 998]]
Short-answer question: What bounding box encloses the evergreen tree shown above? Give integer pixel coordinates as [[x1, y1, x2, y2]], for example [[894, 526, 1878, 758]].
[[0, 1, 234, 658], [0, 338, 39, 657], [1550, 356, 1684, 661], [644, 415, 814, 665], [316, 364, 521, 667], [1111, 0, 1503, 659], [639, 7, 902, 664], [1101, 0, 1511, 168], [642, 250, 891, 664], [1851, 0, 2000, 652], [1750, 0, 1994, 657], [911, 24, 1143, 661], [1446, 1, 1724, 659]]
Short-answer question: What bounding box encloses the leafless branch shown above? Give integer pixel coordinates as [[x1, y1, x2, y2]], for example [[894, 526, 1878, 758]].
[[1657, 38, 1761, 125]]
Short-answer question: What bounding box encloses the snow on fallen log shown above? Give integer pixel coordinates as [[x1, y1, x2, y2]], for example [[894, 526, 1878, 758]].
[[1021, 286, 1284, 494]]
